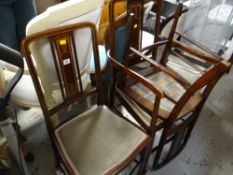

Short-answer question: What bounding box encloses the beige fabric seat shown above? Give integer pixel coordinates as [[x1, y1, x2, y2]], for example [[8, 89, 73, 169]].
[[55, 106, 149, 175], [130, 72, 185, 112], [117, 70, 202, 121]]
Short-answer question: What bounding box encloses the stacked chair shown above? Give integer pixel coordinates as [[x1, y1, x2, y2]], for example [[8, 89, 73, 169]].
[[21, 0, 153, 174], [107, 0, 231, 170]]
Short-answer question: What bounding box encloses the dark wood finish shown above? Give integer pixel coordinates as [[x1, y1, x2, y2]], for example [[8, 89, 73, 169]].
[[107, 0, 231, 171], [127, 0, 144, 50], [109, 0, 144, 59], [21, 22, 151, 175], [53, 33, 80, 97], [160, 2, 182, 65], [109, 44, 230, 171], [152, 0, 162, 58]]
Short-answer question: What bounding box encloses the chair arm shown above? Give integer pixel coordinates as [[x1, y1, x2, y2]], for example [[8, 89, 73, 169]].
[[138, 39, 168, 53], [174, 31, 222, 63], [129, 47, 191, 88], [107, 50, 164, 98]]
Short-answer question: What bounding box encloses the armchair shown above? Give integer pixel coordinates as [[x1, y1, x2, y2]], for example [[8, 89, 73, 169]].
[[107, 0, 231, 170]]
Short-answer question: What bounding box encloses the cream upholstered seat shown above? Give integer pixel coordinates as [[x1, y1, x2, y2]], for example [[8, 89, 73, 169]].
[[55, 106, 148, 175], [116, 70, 202, 123], [0, 0, 105, 108]]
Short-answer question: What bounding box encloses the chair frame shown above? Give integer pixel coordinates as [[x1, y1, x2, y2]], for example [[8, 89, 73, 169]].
[[22, 22, 152, 175], [107, 0, 231, 170], [108, 34, 230, 170], [108, 0, 144, 56]]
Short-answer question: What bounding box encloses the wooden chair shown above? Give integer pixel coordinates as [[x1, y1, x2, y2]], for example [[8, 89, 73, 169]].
[[21, 22, 152, 175], [107, 0, 151, 63], [107, 1, 231, 170]]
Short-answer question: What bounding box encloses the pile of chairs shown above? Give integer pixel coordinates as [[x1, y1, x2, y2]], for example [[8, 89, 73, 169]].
[[9, 0, 232, 174]]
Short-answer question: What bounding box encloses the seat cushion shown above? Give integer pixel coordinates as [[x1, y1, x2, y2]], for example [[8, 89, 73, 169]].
[[55, 106, 149, 175], [120, 71, 202, 120], [130, 71, 185, 112], [167, 54, 203, 83], [116, 86, 163, 128]]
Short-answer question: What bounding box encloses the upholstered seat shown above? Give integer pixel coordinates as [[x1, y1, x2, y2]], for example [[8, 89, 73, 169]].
[[55, 106, 149, 175], [116, 69, 202, 121], [116, 87, 163, 127]]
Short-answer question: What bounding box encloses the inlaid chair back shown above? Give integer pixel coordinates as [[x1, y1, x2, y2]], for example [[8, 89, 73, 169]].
[[22, 23, 104, 125], [22, 22, 151, 175], [25, 0, 104, 107]]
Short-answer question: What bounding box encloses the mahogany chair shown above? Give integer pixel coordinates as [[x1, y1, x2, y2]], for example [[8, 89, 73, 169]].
[[21, 22, 151, 175], [107, 2, 231, 170]]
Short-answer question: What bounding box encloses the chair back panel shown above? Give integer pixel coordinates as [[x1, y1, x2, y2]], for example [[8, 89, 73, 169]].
[[115, 24, 127, 62], [50, 32, 82, 97], [22, 23, 103, 117], [127, 0, 144, 49], [109, 0, 144, 60], [26, 2, 103, 76], [24, 0, 104, 109]]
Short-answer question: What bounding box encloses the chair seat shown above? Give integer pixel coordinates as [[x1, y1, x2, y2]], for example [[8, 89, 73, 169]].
[[119, 71, 202, 120], [55, 106, 150, 175], [116, 86, 163, 127], [167, 54, 203, 83]]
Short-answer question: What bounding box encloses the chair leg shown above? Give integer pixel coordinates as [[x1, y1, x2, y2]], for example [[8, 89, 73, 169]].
[[108, 77, 116, 108], [137, 142, 153, 175], [152, 128, 170, 169], [183, 110, 202, 146]]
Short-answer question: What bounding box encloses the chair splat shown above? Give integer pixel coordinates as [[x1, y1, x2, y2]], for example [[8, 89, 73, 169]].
[[50, 32, 83, 98]]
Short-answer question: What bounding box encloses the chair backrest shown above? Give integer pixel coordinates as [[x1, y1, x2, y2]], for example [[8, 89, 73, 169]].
[[108, 0, 183, 66], [25, 0, 104, 107], [108, 0, 144, 62], [22, 22, 104, 130]]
